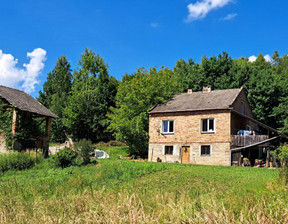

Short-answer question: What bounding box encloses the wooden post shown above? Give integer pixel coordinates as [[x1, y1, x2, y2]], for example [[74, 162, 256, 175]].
[[266, 148, 270, 168], [272, 154, 277, 168], [43, 117, 52, 158], [46, 117, 52, 138], [11, 109, 17, 135]]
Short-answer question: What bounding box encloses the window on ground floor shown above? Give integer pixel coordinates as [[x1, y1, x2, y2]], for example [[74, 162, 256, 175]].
[[200, 145, 211, 156], [165, 146, 174, 155]]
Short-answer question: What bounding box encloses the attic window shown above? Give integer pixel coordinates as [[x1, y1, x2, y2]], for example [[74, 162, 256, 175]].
[[162, 120, 174, 134], [241, 101, 245, 115], [201, 118, 215, 133]]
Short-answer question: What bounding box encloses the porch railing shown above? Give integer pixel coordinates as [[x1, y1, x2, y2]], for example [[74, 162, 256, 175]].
[[231, 135, 269, 147]]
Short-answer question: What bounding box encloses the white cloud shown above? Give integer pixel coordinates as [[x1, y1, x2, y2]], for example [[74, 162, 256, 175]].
[[150, 22, 160, 28], [186, 0, 233, 22], [264, 54, 272, 62], [222, 13, 237, 21], [248, 54, 272, 63], [0, 48, 46, 93], [248, 55, 257, 62]]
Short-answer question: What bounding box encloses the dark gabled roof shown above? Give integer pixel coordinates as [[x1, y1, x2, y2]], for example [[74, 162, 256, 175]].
[[0, 85, 58, 118], [149, 88, 242, 114]]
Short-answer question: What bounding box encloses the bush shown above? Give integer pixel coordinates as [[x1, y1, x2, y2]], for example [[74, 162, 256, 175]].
[[0, 152, 35, 173], [51, 148, 78, 168], [74, 139, 94, 164], [273, 144, 288, 184]]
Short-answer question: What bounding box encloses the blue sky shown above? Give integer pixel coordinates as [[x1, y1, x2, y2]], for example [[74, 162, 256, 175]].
[[0, 0, 287, 97]]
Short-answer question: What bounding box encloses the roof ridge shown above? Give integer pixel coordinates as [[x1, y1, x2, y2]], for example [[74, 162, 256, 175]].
[[180, 88, 242, 94], [0, 85, 26, 94]]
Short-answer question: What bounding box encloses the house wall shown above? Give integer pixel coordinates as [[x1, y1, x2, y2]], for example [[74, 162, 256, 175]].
[[149, 110, 231, 144], [148, 143, 230, 166], [148, 110, 231, 166]]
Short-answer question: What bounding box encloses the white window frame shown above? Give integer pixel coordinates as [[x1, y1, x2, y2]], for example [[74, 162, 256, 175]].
[[201, 118, 215, 133], [161, 120, 174, 134], [199, 145, 212, 157]]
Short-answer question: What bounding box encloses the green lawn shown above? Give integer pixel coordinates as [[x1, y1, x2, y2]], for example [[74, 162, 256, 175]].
[[0, 146, 287, 223]]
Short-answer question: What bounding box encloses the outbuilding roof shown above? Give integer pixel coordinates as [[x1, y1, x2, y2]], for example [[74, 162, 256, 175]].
[[0, 85, 58, 118], [149, 88, 242, 114]]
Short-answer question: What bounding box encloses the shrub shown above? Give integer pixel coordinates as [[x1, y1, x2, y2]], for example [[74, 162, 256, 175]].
[[0, 152, 35, 173], [51, 148, 77, 168], [272, 144, 288, 184], [74, 139, 94, 164]]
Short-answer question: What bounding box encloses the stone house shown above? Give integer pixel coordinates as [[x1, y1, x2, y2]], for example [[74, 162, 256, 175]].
[[0, 85, 57, 156], [148, 87, 286, 166]]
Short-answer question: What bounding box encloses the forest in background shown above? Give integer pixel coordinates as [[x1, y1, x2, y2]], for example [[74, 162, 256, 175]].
[[38, 49, 288, 156]]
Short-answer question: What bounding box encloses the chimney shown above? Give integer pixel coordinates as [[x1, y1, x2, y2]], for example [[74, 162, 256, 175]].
[[187, 89, 193, 94], [202, 86, 211, 92]]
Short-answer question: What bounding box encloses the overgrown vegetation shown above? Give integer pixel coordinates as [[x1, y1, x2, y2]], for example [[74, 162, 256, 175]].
[[74, 139, 95, 164], [51, 139, 95, 167], [0, 146, 286, 223], [51, 147, 78, 168], [273, 144, 288, 184], [0, 101, 14, 149], [0, 99, 44, 150], [0, 152, 36, 173]]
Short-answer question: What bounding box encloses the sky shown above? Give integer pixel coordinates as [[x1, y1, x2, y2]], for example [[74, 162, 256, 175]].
[[0, 0, 287, 97]]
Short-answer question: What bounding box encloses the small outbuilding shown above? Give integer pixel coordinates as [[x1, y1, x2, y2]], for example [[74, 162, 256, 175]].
[[0, 85, 57, 156]]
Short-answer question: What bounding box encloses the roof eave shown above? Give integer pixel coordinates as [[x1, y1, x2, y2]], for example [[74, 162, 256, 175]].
[[148, 107, 231, 114], [17, 108, 58, 119]]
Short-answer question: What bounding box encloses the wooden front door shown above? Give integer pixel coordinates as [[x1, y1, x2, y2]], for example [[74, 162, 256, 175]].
[[181, 146, 190, 164]]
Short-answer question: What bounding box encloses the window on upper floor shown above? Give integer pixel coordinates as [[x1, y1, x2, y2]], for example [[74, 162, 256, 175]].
[[201, 118, 215, 133], [162, 120, 174, 134], [241, 101, 245, 115], [165, 146, 174, 155], [200, 145, 211, 156]]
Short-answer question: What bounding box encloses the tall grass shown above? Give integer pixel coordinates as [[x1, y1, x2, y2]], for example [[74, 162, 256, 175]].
[[0, 183, 287, 223], [0, 146, 286, 223]]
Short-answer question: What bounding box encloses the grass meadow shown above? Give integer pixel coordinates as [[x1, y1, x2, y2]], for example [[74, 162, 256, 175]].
[[0, 146, 287, 223]]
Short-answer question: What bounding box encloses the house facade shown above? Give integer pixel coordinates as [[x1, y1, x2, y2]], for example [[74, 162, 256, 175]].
[[148, 87, 283, 166]]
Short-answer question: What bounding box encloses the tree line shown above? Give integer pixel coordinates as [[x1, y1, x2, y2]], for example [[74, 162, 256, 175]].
[[38, 49, 288, 156]]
